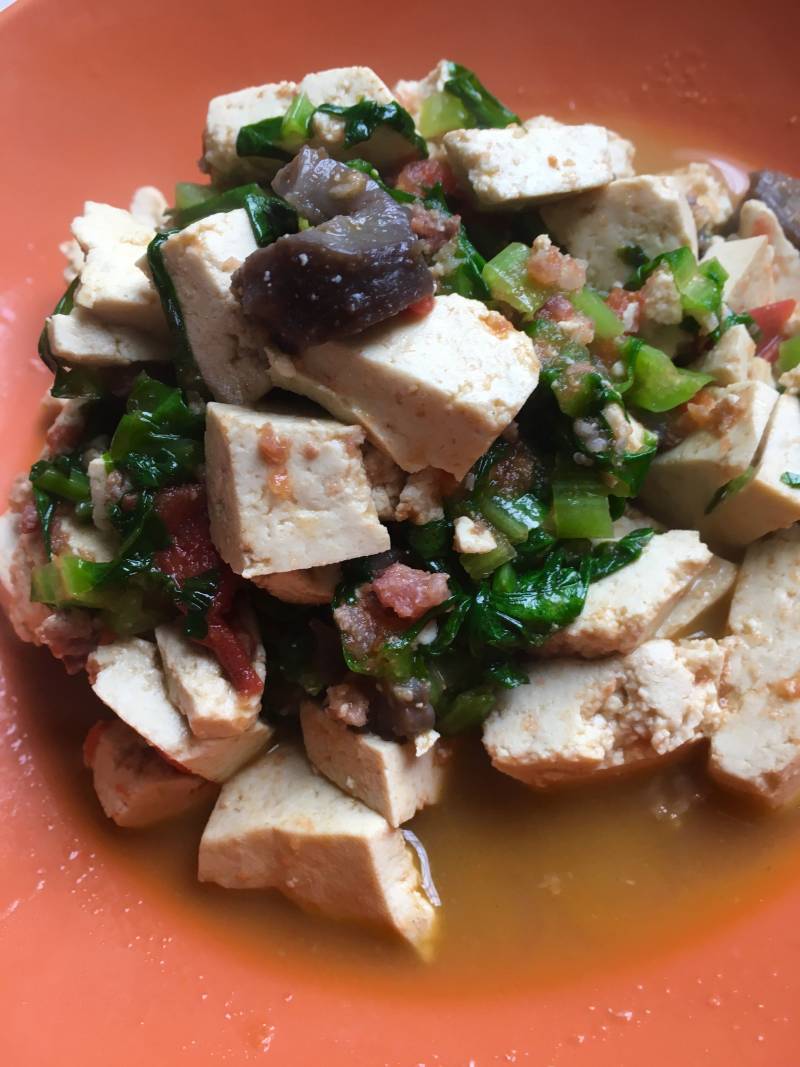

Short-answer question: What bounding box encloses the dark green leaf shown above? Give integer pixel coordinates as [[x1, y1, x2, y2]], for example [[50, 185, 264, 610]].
[[780, 471, 800, 488], [176, 570, 219, 639], [705, 467, 756, 514], [589, 528, 654, 581], [442, 61, 519, 128], [317, 100, 428, 157]]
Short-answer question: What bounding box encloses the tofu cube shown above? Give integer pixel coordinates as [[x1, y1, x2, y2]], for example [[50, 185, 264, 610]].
[[541, 530, 711, 658], [702, 235, 775, 313], [443, 123, 614, 209], [300, 702, 447, 826], [541, 176, 698, 290], [484, 638, 724, 788], [84, 718, 216, 828], [128, 185, 169, 230], [690, 323, 771, 386], [523, 115, 636, 179], [205, 404, 389, 579], [47, 307, 168, 367], [639, 382, 779, 536], [161, 209, 271, 405], [655, 555, 738, 639], [739, 198, 800, 303], [51, 509, 116, 563], [87, 455, 118, 532], [266, 294, 540, 479], [155, 618, 266, 739], [667, 162, 735, 233], [709, 528, 800, 806], [701, 393, 800, 547], [255, 564, 341, 604], [198, 744, 438, 952], [71, 201, 154, 251], [203, 78, 299, 186], [87, 638, 273, 782]]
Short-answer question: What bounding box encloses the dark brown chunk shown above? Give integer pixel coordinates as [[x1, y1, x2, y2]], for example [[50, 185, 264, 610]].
[[748, 170, 800, 249]]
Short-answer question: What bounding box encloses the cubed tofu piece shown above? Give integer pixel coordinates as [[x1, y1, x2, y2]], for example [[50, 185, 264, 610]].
[[205, 404, 389, 579], [739, 198, 800, 303], [161, 209, 271, 405], [300, 702, 446, 826], [50, 510, 116, 562], [87, 639, 272, 782], [255, 564, 342, 604], [266, 294, 540, 479], [394, 468, 451, 524], [541, 176, 698, 290], [709, 528, 800, 805], [667, 162, 735, 233], [203, 67, 416, 187], [523, 115, 636, 179], [71, 201, 154, 251], [702, 235, 775, 313], [392, 59, 452, 124], [443, 123, 614, 209], [155, 620, 266, 739], [87, 455, 120, 533], [198, 744, 437, 952], [0, 510, 17, 603], [639, 381, 779, 536], [540, 531, 711, 658], [690, 323, 772, 386], [47, 307, 168, 367], [362, 442, 407, 521], [129, 185, 169, 229], [654, 555, 738, 639], [75, 242, 166, 335], [701, 393, 800, 547], [84, 718, 215, 828], [484, 638, 724, 788]]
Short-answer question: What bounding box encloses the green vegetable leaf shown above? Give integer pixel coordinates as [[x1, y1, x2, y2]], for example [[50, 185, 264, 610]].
[[442, 61, 519, 129], [346, 159, 417, 204], [705, 467, 756, 514], [422, 184, 489, 300], [236, 115, 293, 162], [418, 90, 471, 139], [317, 100, 428, 157], [589, 528, 654, 581], [437, 685, 496, 734], [780, 471, 800, 488], [624, 246, 727, 327], [146, 233, 209, 399], [176, 569, 219, 639], [38, 277, 79, 373], [51, 364, 108, 400], [172, 182, 298, 247]]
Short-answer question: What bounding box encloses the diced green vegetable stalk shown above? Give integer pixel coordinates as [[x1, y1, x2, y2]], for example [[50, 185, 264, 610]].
[[280, 92, 316, 145], [778, 335, 800, 372], [625, 246, 728, 328], [236, 115, 293, 162], [459, 527, 517, 582], [621, 337, 713, 412], [570, 287, 624, 340], [30, 458, 90, 503], [482, 243, 548, 317], [437, 685, 496, 734], [418, 90, 471, 139], [173, 182, 215, 214], [552, 459, 613, 539]]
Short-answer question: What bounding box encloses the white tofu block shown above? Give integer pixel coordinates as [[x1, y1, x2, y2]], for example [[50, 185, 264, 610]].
[[701, 393, 800, 547], [47, 307, 168, 367], [739, 198, 800, 303], [203, 78, 299, 185], [541, 531, 711, 658], [300, 702, 446, 826], [541, 176, 698, 290], [84, 718, 216, 828], [690, 323, 771, 386], [87, 639, 272, 782], [654, 555, 738, 639], [667, 163, 735, 232], [392, 59, 452, 124], [443, 123, 614, 209], [727, 525, 800, 644], [71, 201, 154, 252], [485, 638, 724, 788], [524, 115, 636, 179], [255, 564, 341, 604], [0, 510, 17, 602], [205, 404, 389, 579], [74, 241, 166, 335], [266, 294, 540, 479], [198, 744, 437, 952], [129, 185, 169, 229], [50, 510, 116, 563], [87, 455, 117, 532], [639, 382, 779, 536], [161, 209, 271, 405], [702, 235, 775, 313], [155, 620, 266, 739]]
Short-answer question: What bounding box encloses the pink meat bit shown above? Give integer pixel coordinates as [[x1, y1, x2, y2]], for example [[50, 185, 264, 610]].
[[371, 562, 450, 621]]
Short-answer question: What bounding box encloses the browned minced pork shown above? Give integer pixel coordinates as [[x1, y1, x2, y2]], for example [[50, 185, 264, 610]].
[[371, 563, 450, 621], [527, 236, 586, 291], [537, 293, 594, 345], [408, 203, 461, 257], [324, 680, 370, 727]]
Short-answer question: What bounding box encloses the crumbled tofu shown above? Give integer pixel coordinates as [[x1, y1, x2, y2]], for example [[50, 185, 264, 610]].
[[691, 323, 771, 386], [667, 163, 735, 233], [484, 638, 724, 787], [453, 515, 497, 554], [541, 531, 711, 658], [639, 382, 779, 536], [87, 456, 120, 532], [161, 209, 271, 405], [47, 307, 167, 367], [205, 404, 389, 579], [602, 402, 650, 454], [443, 123, 614, 209], [655, 555, 738, 639], [255, 564, 342, 604], [709, 528, 800, 805], [266, 294, 540, 479], [87, 639, 272, 781], [155, 619, 266, 739], [524, 115, 636, 179], [59, 238, 84, 283], [702, 235, 775, 313], [701, 393, 800, 547], [362, 442, 406, 520], [640, 264, 683, 326], [203, 67, 416, 187], [198, 744, 437, 952], [541, 176, 698, 290], [84, 718, 215, 828], [128, 185, 169, 229], [300, 703, 446, 826], [739, 198, 800, 303], [395, 469, 452, 524]]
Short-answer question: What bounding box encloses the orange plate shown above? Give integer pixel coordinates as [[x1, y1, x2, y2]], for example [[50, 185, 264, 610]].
[[2, 1, 800, 1062]]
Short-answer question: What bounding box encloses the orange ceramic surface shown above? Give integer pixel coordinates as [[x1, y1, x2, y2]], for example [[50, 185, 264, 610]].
[[2, 0, 800, 1063]]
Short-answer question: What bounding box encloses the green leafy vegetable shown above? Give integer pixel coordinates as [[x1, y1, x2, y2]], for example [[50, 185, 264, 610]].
[[172, 183, 299, 246], [29, 454, 92, 559], [146, 232, 208, 399], [173, 182, 215, 214], [589, 528, 655, 580], [423, 184, 489, 300], [236, 115, 293, 162], [442, 62, 519, 129], [176, 570, 219, 639], [316, 100, 428, 156], [37, 277, 79, 372], [780, 471, 800, 488], [51, 364, 108, 400], [625, 246, 728, 328], [620, 337, 713, 412], [437, 685, 496, 734], [346, 159, 417, 204], [705, 467, 756, 514]]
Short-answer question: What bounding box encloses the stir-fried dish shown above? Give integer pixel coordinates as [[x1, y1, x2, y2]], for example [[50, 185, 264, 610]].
[[3, 60, 800, 958]]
